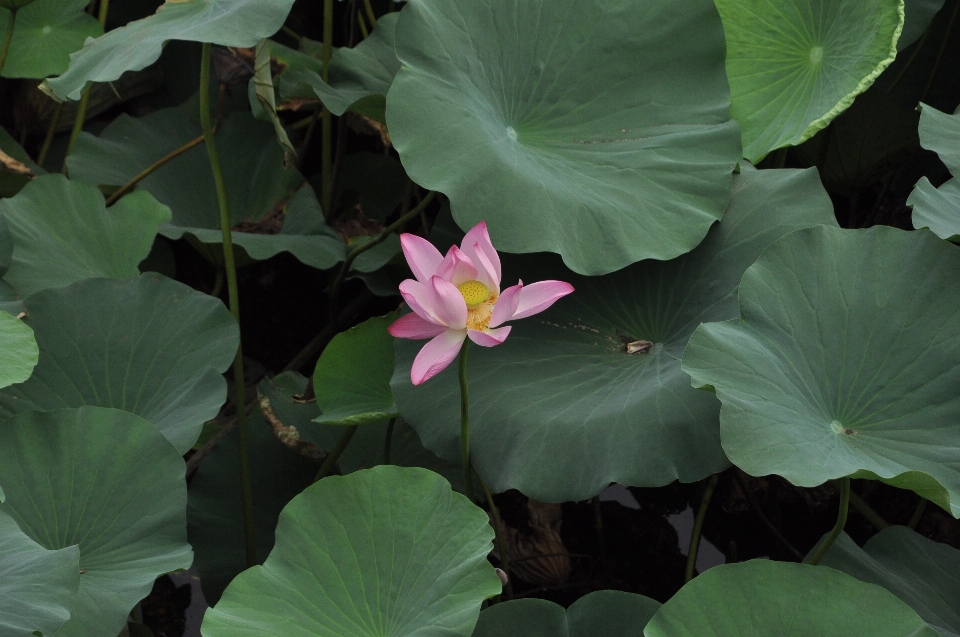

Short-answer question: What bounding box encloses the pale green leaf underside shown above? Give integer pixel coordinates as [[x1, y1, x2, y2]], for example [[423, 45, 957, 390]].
[[0, 274, 238, 454], [0, 407, 193, 637], [281, 12, 399, 122], [0, 174, 170, 298], [0, 510, 79, 637], [645, 561, 939, 637], [202, 466, 502, 637], [716, 0, 904, 162], [822, 527, 960, 637], [386, 0, 741, 275], [0, 311, 37, 389], [909, 104, 960, 241], [394, 167, 836, 502], [0, 0, 101, 79], [682, 225, 960, 516], [314, 313, 399, 426], [474, 591, 660, 637], [68, 108, 346, 270], [45, 0, 297, 100]]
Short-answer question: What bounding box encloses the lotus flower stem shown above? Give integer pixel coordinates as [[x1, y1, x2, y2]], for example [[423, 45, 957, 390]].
[[685, 473, 720, 582], [36, 101, 63, 169], [0, 8, 17, 77], [479, 476, 512, 599], [806, 477, 850, 566], [383, 417, 396, 465], [908, 497, 927, 530], [848, 488, 889, 531], [315, 425, 359, 482], [459, 341, 477, 502], [200, 41, 257, 569]]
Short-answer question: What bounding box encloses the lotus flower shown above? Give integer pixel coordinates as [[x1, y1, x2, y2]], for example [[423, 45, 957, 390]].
[[389, 221, 574, 385]]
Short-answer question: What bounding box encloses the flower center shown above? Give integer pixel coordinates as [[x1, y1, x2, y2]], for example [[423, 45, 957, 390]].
[[458, 280, 490, 309]]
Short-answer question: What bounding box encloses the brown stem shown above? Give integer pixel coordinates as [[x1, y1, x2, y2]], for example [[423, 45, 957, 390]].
[[105, 134, 205, 206]]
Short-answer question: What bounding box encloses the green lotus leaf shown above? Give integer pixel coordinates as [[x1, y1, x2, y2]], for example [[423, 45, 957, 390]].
[[0, 274, 239, 454], [68, 107, 347, 270], [0, 407, 193, 637], [0, 310, 36, 389], [44, 0, 297, 101], [474, 591, 661, 637], [682, 225, 960, 516], [909, 104, 960, 241], [0, 0, 38, 9], [821, 527, 960, 637], [0, 500, 79, 637], [644, 560, 939, 637], [281, 12, 399, 122], [0, 125, 43, 198], [900, 0, 947, 50], [0, 174, 169, 297], [250, 38, 297, 167], [314, 313, 400, 426], [386, 0, 741, 275], [0, 0, 101, 79], [716, 0, 904, 162], [202, 465, 502, 637], [188, 409, 317, 604], [394, 167, 836, 502], [262, 372, 466, 491]]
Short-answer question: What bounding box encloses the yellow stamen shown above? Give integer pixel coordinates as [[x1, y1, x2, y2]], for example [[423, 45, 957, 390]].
[[458, 280, 490, 309]]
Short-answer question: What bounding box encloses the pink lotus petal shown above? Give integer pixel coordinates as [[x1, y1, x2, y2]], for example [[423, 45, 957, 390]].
[[388, 312, 448, 340], [489, 281, 523, 328], [468, 326, 512, 347], [461, 221, 501, 285], [411, 329, 467, 385], [511, 280, 575, 320], [398, 279, 444, 326], [400, 233, 443, 284], [436, 246, 478, 286], [463, 241, 500, 292], [425, 276, 467, 329]]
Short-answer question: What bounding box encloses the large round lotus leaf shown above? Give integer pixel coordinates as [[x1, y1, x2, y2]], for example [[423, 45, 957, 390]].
[[0, 310, 36, 389], [682, 225, 960, 516], [68, 108, 347, 270], [188, 409, 317, 604], [0, 407, 193, 637], [44, 0, 296, 101], [281, 12, 399, 123], [644, 560, 939, 637], [900, 0, 947, 50], [716, 0, 904, 162], [314, 313, 400, 426], [393, 167, 837, 502], [0, 274, 239, 454], [0, 0, 101, 79], [821, 527, 960, 637], [0, 504, 79, 637], [202, 466, 501, 637], [909, 104, 960, 242], [386, 0, 742, 275], [474, 591, 661, 637], [0, 174, 170, 297]]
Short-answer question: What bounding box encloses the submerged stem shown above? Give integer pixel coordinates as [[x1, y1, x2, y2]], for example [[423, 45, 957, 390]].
[[806, 477, 850, 566], [459, 341, 477, 502], [685, 473, 719, 582], [0, 8, 18, 77], [315, 425, 358, 482], [201, 42, 256, 569]]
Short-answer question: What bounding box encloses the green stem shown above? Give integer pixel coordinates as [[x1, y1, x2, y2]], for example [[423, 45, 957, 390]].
[[848, 488, 889, 530], [685, 473, 720, 582], [459, 341, 477, 502], [210, 269, 224, 298], [383, 417, 396, 464], [479, 477, 512, 600], [806, 477, 850, 566], [105, 134, 204, 206], [37, 101, 63, 169], [0, 8, 17, 77], [363, 0, 377, 26], [327, 191, 436, 320], [320, 0, 334, 216], [908, 498, 927, 530], [201, 42, 256, 569], [315, 425, 358, 482], [63, 0, 111, 169]]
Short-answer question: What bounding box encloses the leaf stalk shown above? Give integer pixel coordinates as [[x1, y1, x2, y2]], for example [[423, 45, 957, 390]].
[[806, 477, 850, 566]]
